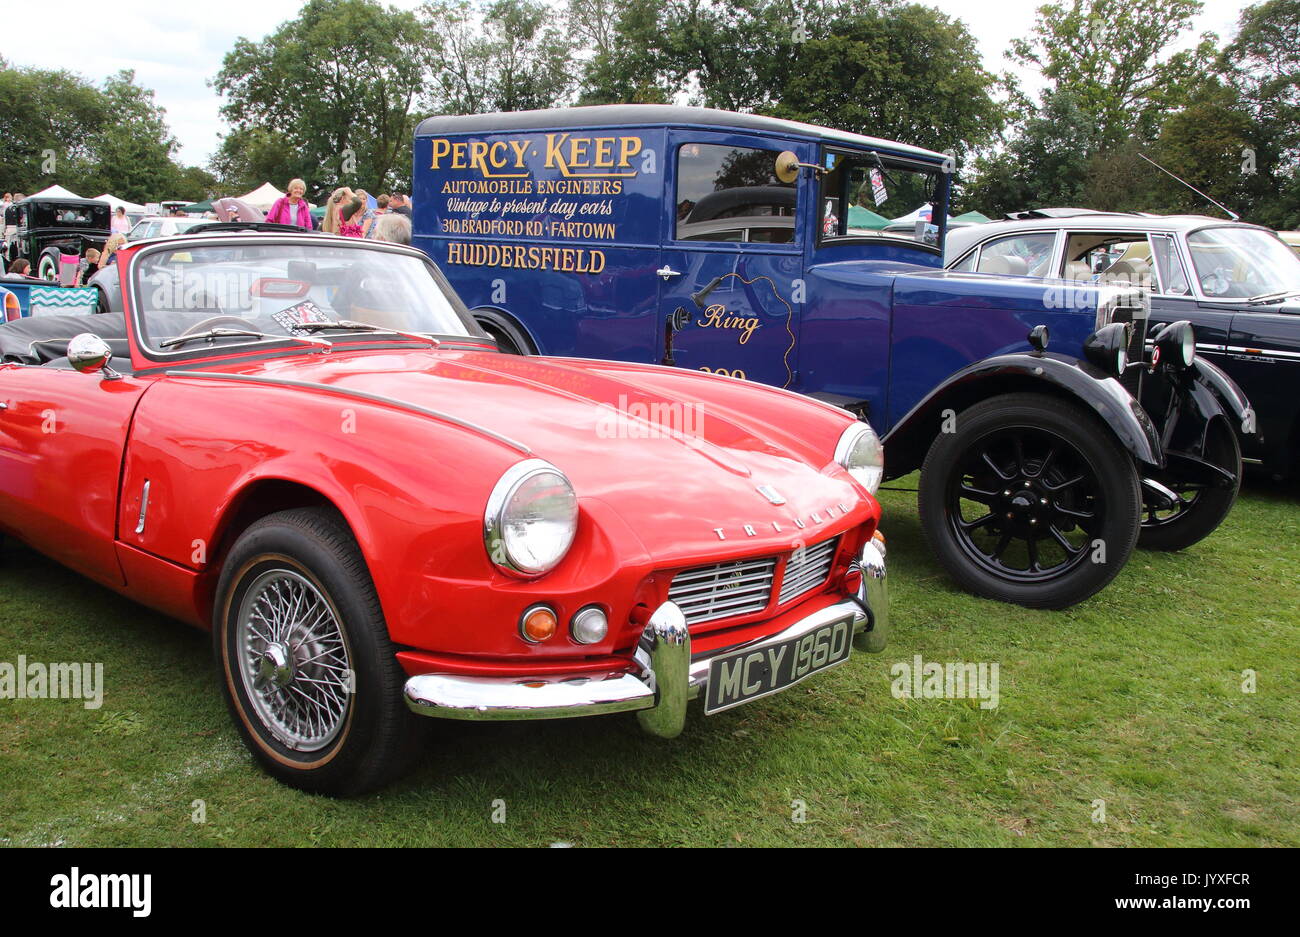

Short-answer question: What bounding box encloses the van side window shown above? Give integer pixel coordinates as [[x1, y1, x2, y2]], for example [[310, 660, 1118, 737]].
[[675, 144, 796, 244]]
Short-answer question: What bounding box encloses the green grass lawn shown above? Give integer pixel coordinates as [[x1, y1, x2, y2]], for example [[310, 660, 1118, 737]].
[[1, 474, 1296, 847]]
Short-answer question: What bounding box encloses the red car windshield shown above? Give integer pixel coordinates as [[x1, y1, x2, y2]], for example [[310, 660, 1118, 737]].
[[131, 241, 475, 354]]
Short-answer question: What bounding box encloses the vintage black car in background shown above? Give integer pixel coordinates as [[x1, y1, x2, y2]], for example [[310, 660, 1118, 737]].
[[948, 211, 1290, 480], [4, 197, 111, 281]]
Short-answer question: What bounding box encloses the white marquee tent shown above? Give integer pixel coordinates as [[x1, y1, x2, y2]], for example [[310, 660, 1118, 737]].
[[30, 184, 83, 200], [95, 193, 147, 213], [237, 182, 286, 211]]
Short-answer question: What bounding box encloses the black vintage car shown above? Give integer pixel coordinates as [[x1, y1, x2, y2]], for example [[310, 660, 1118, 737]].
[[5, 197, 111, 281], [948, 211, 1295, 479]]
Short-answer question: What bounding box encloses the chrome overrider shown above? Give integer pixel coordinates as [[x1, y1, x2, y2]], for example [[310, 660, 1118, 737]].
[[403, 536, 889, 737]]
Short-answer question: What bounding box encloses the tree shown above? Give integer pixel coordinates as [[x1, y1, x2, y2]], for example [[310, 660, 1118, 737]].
[[424, 0, 578, 115], [777, 2, 1005, 166], [81, 70, 181, 203], [213, 0, 430, 195], [570, 0, 859, 111], [965, 92, 1105, 214], [569, 0, 672, 104], [1008, 0, 1215, 148], [0, 57, 106, 194]]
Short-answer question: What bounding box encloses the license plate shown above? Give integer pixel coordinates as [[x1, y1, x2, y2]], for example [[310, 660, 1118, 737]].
[[704, 616, 854, 715]]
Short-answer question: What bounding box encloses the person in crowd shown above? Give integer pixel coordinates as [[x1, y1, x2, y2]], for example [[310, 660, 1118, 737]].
[[77, 249, 101, 285], [364, 194, 391, 239], [322, 186, 354, 234], [388, 193, 411, 217], [6, 259, 33, 277], [98, 234, 126, 269], [352, 189, 378, 238], [111, 206, 131, 236], [266, 178, 315, 229], [337, 198, 366, 238], [4, 194, 24, 247], [372, 212, 411, 245]]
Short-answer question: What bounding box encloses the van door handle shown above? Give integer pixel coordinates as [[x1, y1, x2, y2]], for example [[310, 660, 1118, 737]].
[[656, 266, 682, 280]]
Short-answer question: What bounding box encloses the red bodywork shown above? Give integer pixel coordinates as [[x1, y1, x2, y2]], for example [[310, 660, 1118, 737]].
[[0, 239, 881, 681]]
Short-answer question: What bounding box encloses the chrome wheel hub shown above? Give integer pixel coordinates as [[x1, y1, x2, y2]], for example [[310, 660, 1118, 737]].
[[235, 568, 352, 752]]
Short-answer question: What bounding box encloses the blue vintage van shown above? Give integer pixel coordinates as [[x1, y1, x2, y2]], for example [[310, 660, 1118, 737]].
[[413, 105, 1254, 609]]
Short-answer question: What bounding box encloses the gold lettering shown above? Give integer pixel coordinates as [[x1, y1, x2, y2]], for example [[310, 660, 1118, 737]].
[[431, 138, 451, 169]]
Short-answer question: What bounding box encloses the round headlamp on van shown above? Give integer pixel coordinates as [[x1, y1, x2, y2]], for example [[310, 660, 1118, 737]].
[[1083, 322, 1130, 378], [484, 459, 578, 577], [1153, 320, 1196, 369], [835, 421, 884, 495]]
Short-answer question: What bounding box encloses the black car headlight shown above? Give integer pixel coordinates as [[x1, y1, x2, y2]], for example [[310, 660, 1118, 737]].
[[1152, 320, 1196, 369], [1083, 322, 1130, 377]]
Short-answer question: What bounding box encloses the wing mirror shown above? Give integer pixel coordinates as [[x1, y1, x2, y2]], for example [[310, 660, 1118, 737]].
[[67, 333, 122, 380], [775, 150, 824, 184]]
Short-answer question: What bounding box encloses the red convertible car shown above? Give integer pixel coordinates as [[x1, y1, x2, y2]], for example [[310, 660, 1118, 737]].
[[0, 229, 889, 794]]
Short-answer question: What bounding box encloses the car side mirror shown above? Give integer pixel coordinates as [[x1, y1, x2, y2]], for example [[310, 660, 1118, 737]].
[[774, 150, 823, 184], [67, 333, 122, 380]]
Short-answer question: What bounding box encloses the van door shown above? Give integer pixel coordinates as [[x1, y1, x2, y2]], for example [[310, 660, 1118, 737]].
[[657, 133, 808, 388]]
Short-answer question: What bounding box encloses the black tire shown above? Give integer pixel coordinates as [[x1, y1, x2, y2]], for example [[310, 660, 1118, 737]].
[[476, 314, 531, 355], [918, 392, 1142, 609], [37, 250, 61, 282], [214, 506, 425, 795], [1139, 419, 1241, 551]]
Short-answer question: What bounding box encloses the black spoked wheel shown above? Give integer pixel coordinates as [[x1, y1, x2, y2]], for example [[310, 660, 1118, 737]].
[[919, 393, 1142, 609], [1139, 419, 1241, 551]]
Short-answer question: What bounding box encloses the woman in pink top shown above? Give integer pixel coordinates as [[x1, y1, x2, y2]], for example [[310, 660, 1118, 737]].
[[337, 198, 365, 238], [265, 178, 315, 229]]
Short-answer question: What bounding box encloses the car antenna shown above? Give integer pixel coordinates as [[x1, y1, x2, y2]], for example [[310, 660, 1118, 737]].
[[1138, 153, 1239, 221]]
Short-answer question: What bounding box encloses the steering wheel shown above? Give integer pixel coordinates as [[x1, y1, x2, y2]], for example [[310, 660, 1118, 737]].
[[1200, 269, 1231, 297], [175, 315, 257, 337]]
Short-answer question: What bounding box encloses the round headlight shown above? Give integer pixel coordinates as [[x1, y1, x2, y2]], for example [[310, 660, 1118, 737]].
[[1083, 322, 1130, 378], [484, 459, 578, 576], [834, 422, 884, 494], [1153, 320, 1196, 369]]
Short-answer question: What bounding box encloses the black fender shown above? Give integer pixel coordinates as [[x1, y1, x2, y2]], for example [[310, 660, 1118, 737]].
[[882, 351, 1163, 478], [1188, 357, 1257, 437], [1142, 361, 1245, 491], [469, 306, 537, 355]]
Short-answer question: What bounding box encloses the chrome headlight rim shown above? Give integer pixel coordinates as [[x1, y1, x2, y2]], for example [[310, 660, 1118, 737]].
[[484, 458, 578, 578], [834, 421, 884, 495]]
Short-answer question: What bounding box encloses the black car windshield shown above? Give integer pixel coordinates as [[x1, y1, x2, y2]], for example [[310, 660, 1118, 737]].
[[820, 152, 944, 247], [132, 241, 474, 354], [1186, 226, 1300, 300]]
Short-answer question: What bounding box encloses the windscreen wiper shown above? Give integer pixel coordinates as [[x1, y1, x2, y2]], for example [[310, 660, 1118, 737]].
[[1246, 289, 1300, 306], [159, 328, 333, 350], [293, 319, 441, 348]]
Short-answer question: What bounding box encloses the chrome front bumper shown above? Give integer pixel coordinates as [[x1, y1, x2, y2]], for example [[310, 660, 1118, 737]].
[[403, 538, 889, 738]]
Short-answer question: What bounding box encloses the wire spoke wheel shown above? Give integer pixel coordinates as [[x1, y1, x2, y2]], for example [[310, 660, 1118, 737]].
[[235, 568, 352, 752]]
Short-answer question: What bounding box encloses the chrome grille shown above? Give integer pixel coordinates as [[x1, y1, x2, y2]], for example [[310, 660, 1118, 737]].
[[668, 555, 778, 625], [779, 536, 839, 604]]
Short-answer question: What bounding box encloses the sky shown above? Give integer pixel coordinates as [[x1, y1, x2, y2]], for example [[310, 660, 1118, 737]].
[[3, 0, 1258, 167]]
